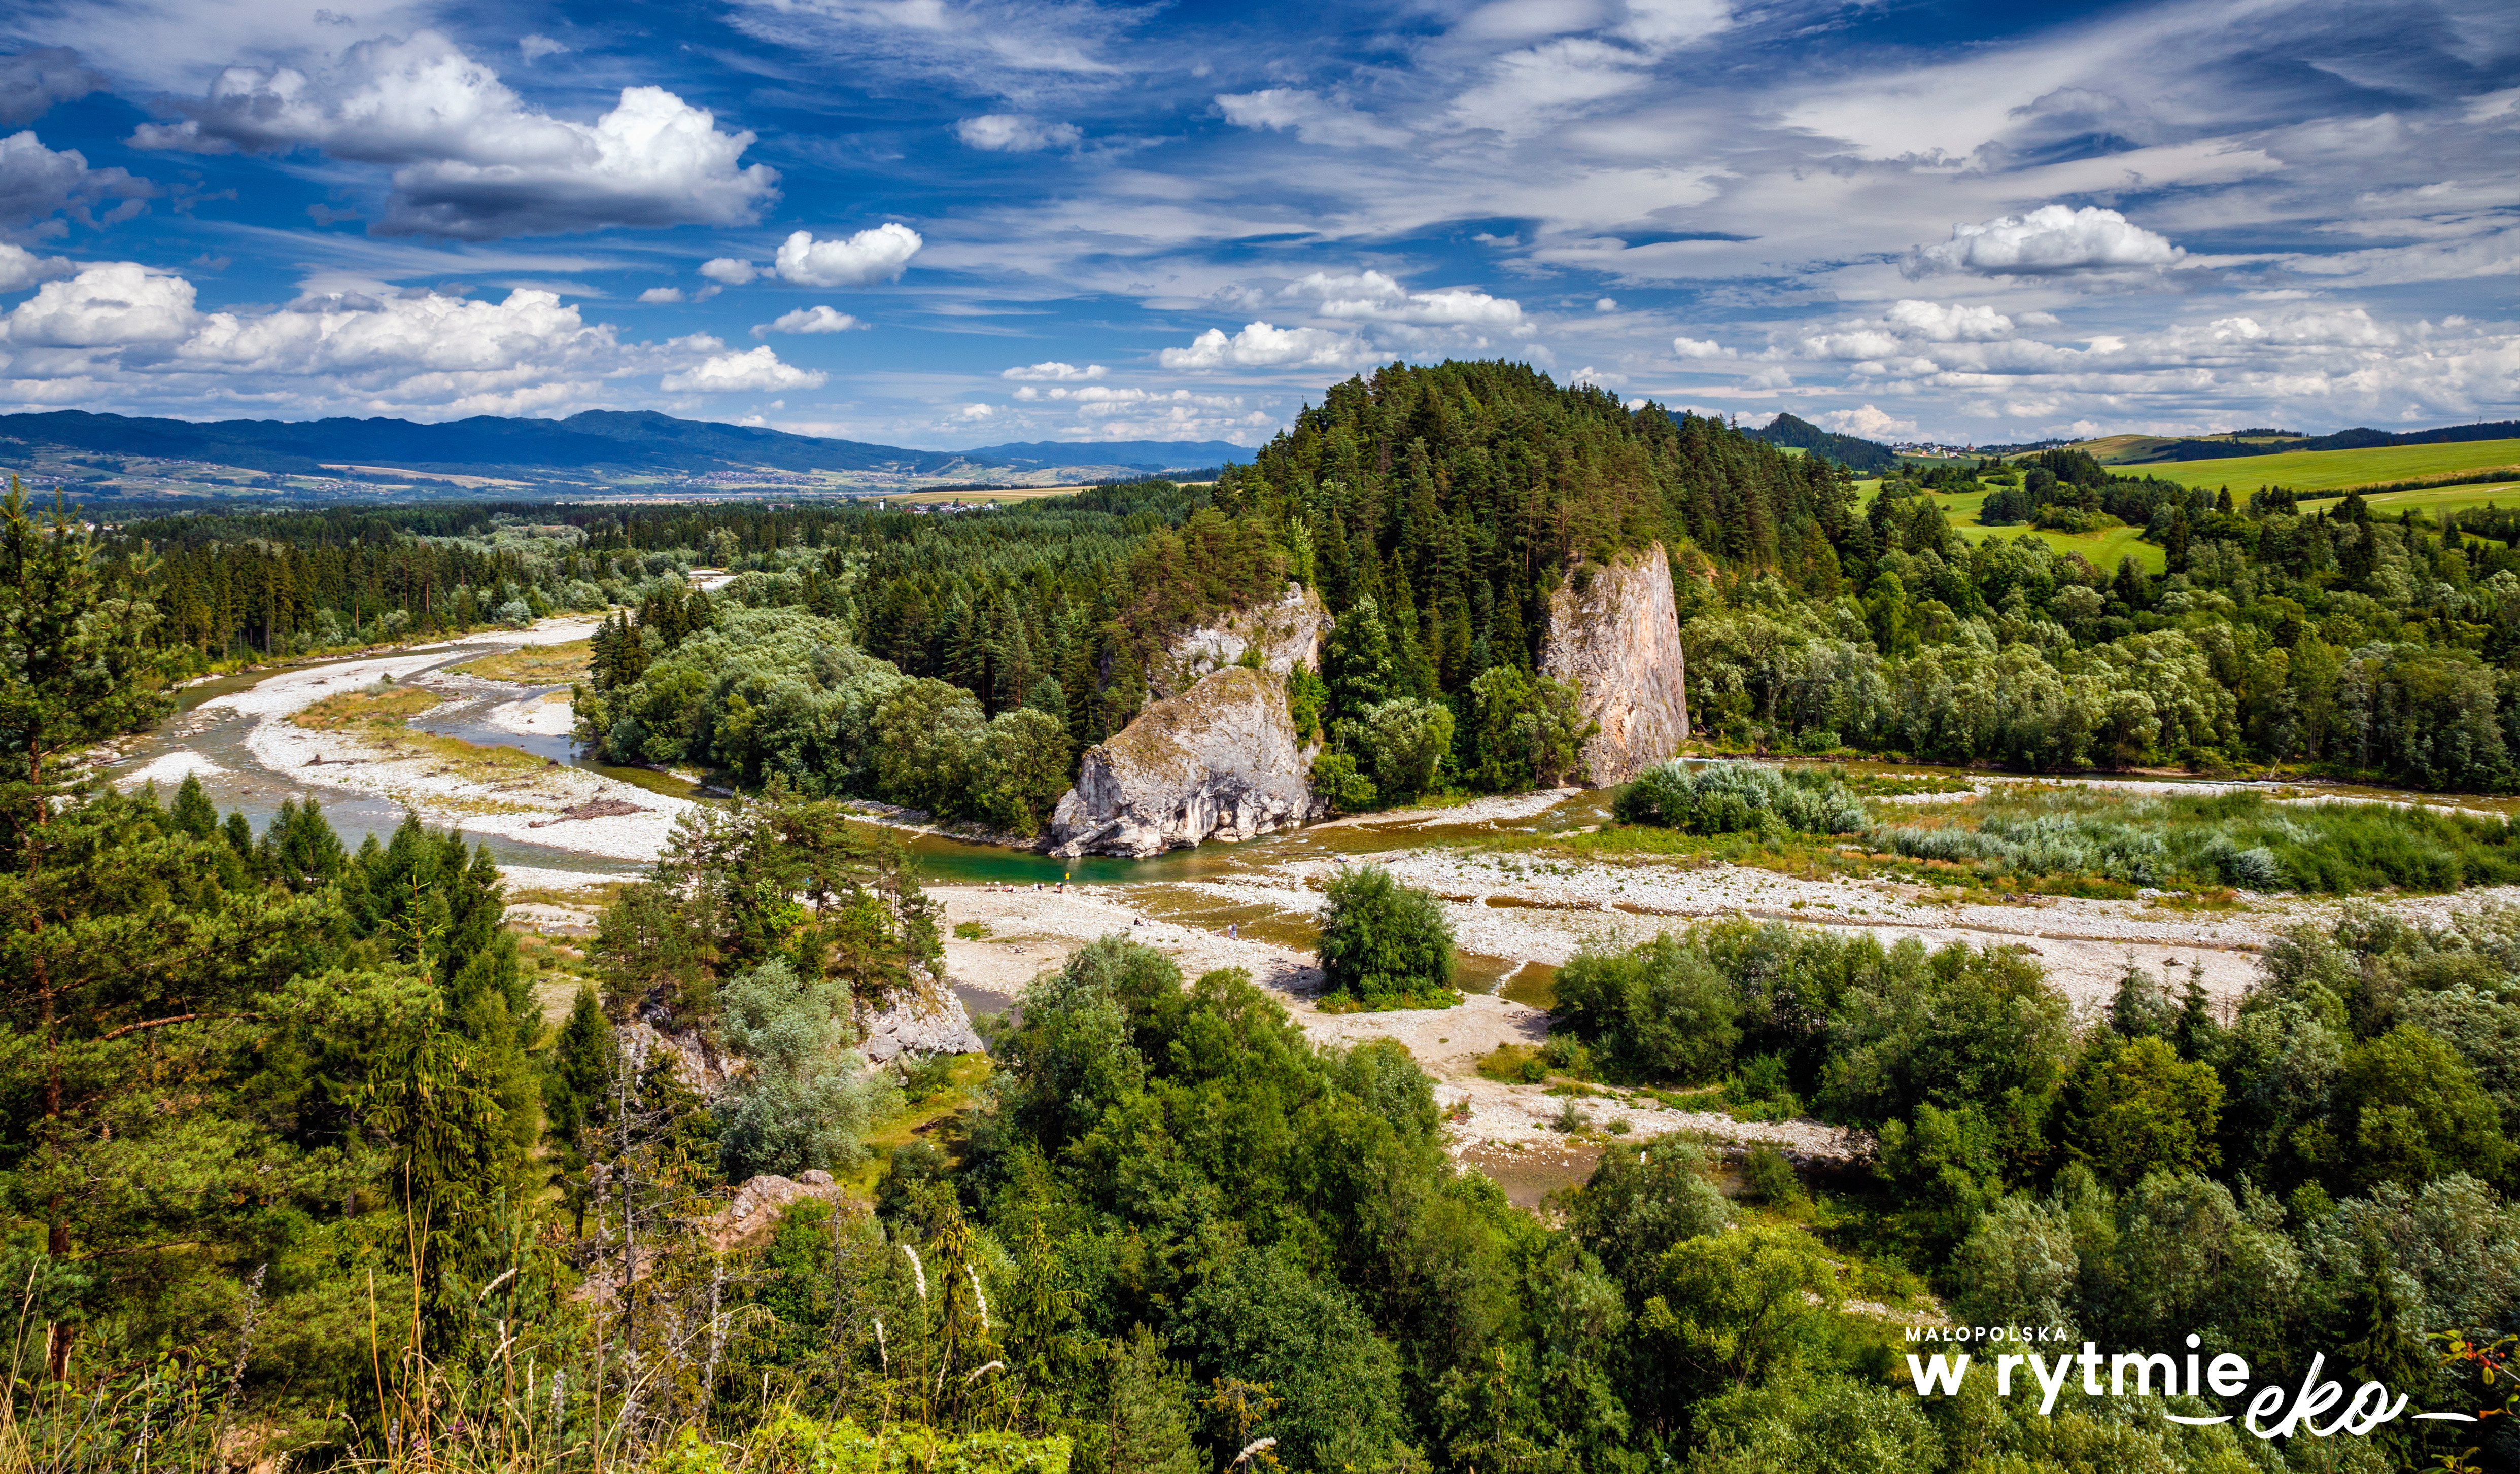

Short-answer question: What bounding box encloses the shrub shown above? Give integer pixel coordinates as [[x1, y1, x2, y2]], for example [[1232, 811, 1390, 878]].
[[1739, 1145, 1803, 1205], [2063, 1036, 2225, 1188], [1614, 761, 1865, 835], [1553, 933, 1742, 1082], [1567, 1137, 1735, 1300], [1316, 864, 1458, 1009], [1723, 1052, 1804, 1120], [1308, 748, 1377, 813], [714, 960, 901, 1179], [1358, 697, 1455, 801]]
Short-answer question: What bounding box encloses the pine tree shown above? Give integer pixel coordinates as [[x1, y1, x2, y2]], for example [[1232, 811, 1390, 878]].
[[170, 773, 218, 838], [1104, 1326, 1201, 1474]]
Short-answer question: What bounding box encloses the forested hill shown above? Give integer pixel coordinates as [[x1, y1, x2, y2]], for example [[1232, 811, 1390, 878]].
[[0, 408, 1244, 478], [1217, 360, 1858, 616], [1741, 410, 1901, 473]]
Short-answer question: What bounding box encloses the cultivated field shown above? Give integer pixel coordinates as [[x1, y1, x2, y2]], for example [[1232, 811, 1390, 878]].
[[2130, 438, 2520, 494], [2295, 481, 2520, 520]]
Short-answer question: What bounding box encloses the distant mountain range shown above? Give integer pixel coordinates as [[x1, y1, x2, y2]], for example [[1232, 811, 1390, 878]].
[[0, 409, 1248, 480]]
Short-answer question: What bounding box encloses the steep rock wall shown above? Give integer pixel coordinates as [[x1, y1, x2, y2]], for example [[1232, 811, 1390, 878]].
[[1149, 583, 1333, 699], [1048, 665, 1319, 857], [1541, 542, 1690, 785]]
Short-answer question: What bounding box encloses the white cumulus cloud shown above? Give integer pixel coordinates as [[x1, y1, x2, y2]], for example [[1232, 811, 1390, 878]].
[[1002, 360, 1106, 380], [1159, 321, 1368, 371], [0, 241, 75, 293], [5, 261, 199, 345], [1882, 300, 2015, 341], [1269, 270, 1525, 328], [1672, 336, 1731, 359], [699, 257, 758, 286], [773, 224, 923, 287], [661, 344, 825, 393], [129, 31, 778, 239], [0, 266, 646, 417], [1, 130, 155, 237], [754, 305, 863, 337], [1904, 205, 2183, 279], [1814, 404, 1916, 437], [954, 114, 1082, 151]]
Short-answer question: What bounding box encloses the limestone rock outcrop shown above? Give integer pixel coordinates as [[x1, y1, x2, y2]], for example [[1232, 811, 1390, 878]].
[[1149, 583, 1333, 699], [1048, 665, 1320, 857], [1541, 542, 1690, 785], [857, 979, 986, 1060], [709, 1170, 866, 1252]]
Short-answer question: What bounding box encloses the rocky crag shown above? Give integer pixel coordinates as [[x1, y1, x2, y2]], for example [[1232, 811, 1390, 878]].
[[858, 979, 986, 1060], [1049, 664, 1321, 857], [1541, 542, 1689, 785], [1148, 583, 1333, 698]]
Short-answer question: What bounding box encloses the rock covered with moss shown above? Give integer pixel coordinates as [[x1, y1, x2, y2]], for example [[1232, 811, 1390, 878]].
[[1049, 664, 1321, 856], [1542, 541, 1690, 785]]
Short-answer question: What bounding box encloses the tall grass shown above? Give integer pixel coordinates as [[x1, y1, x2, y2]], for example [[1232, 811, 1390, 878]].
[[1869, 788, 2520, 894]]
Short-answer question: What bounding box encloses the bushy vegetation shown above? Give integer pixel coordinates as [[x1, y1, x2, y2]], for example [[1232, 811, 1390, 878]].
[[1314, 863, 1460, 1010], [1538, 907, 2520, 1463], [26, 381, 2520, 1469], [86, 361, 2520, 813], [1614, 760, 1866, 835], [1870, 787, 2520, 893]]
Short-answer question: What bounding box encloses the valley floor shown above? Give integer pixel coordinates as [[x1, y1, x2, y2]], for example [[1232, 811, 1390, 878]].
[[104, 625, 2520, 1200]]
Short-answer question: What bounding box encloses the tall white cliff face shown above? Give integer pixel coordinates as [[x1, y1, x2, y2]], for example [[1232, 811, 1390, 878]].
[[1047, 665, 1321, 857], [1541, 542, 1690, 785]]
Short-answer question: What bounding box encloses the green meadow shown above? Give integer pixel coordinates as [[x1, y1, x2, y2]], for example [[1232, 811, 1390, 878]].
[[1860, 482, 2167, 573]]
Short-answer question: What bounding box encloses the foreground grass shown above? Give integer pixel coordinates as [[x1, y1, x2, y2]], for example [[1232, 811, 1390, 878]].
[[453, 638, 593, 684]]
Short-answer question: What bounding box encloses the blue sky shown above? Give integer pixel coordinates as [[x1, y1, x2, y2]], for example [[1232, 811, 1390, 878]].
[[1, 0, 2515, 448]]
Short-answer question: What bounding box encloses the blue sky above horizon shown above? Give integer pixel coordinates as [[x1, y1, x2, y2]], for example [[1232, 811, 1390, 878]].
[[0, 0, 2514, 450]]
